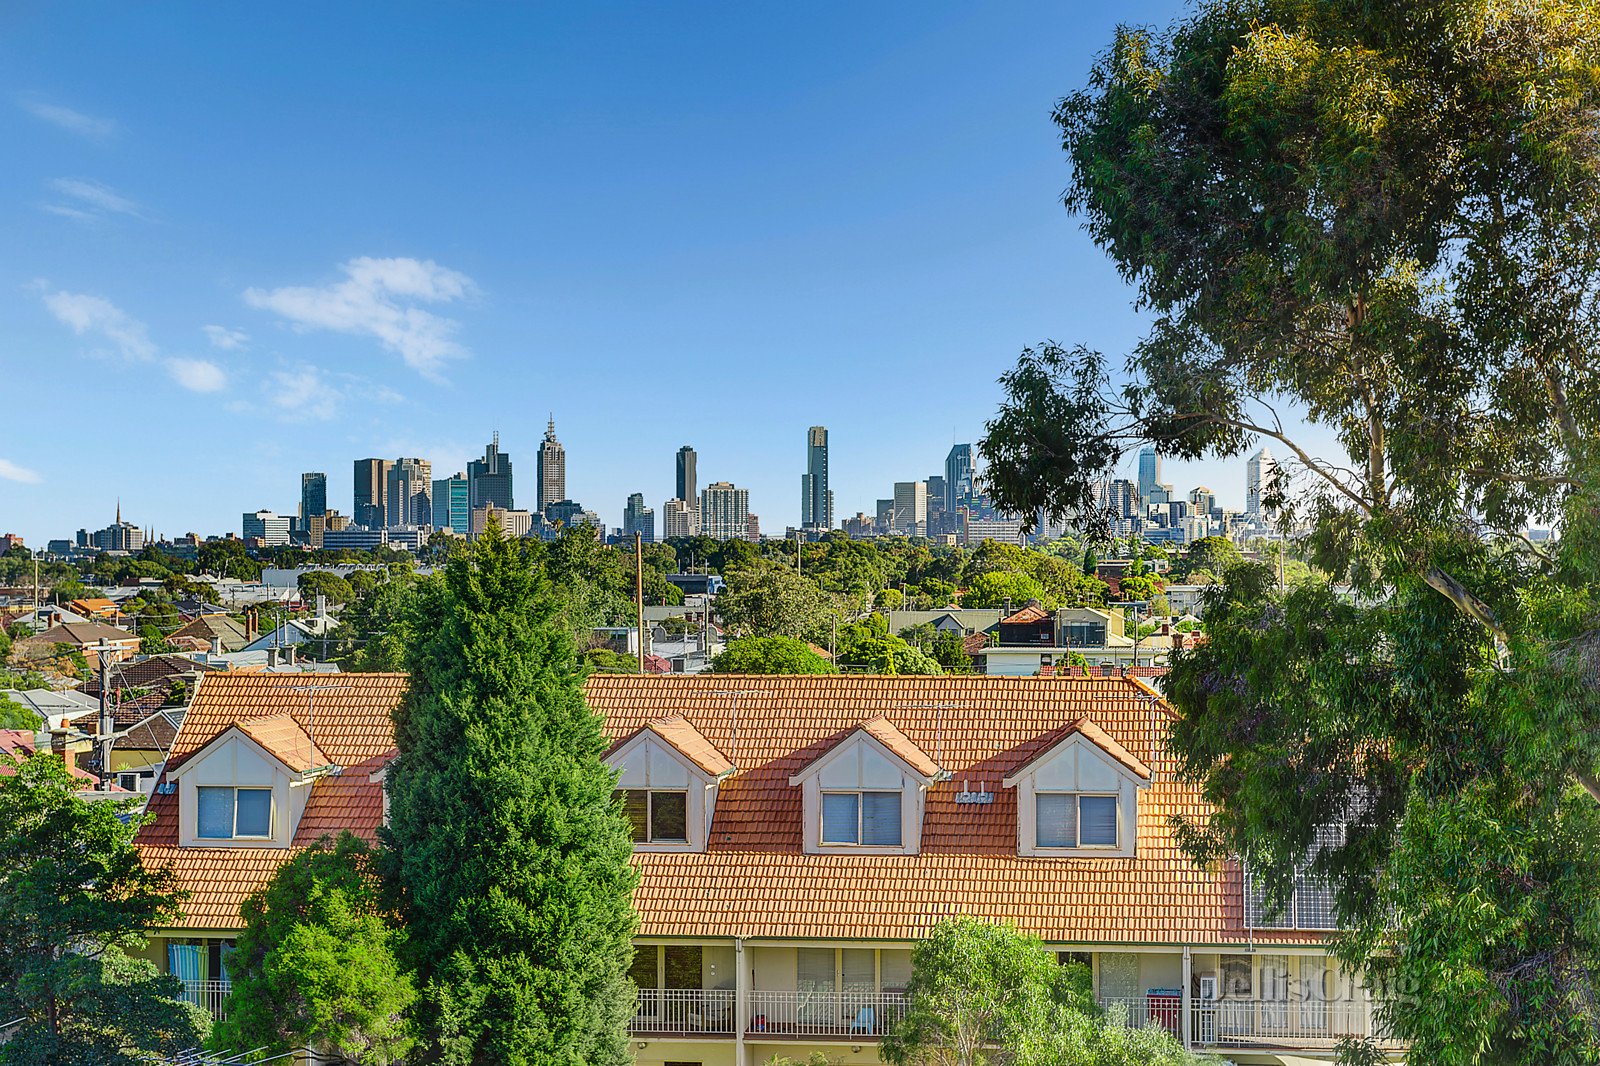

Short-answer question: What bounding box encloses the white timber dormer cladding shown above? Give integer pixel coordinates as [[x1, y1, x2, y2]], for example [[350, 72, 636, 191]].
[[787, 720, 944, 856], [1003, 720, 1152, 859], [165, 726, 314, 849], [606, 723, 730, 853]]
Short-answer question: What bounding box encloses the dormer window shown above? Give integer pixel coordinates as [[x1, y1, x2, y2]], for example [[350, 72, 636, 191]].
[[605, 716, 733, 853], [821, 790, 902, 846], [623, 789, 689, 844], [789, 717, 943, 855], [1036, 792, 1118, 849], [1004, 718, 1152, 858], [197, 786, 273, 839]]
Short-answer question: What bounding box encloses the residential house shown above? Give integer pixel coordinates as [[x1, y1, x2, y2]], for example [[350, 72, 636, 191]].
[[14, 620, 141, 665], [134, 674, 1394, 1064], [0, 687, 99, 729], [0, 730, 132, 798], [166, 614, 252, 654], [238, 614, 339, 657], [68, 597, 121, 621], [976, 607, 1181, 676]]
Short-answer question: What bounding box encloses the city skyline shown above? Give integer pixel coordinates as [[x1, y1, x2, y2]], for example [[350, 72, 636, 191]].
[[0, 1, 1344, 547]]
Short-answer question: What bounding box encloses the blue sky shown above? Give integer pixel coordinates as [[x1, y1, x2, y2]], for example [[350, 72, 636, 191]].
[[1, 1, 1320, 545]]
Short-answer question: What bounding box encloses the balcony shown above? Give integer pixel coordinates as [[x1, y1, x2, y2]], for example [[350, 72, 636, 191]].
[[632, 988, 735, 1034], [1099, 995, 1392, 1050], [748, 990, 907, 1039], [180, 978, 232, 1021]]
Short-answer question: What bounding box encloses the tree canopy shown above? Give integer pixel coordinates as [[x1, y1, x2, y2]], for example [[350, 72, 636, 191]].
[[0, 750, 208, 1064], [981, 1, 1600, 1060], [381, 526, 638, 1064], [713, 635, 837, 674]]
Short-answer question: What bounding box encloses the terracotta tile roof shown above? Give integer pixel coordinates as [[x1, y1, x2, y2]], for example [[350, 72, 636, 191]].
[[166, 614, 250, 653], [139, 672, 1309, 948], [0, 730, 98, 781], [961, 632, 991, 656], [610, 715, 734, 777], [789, 715, 942, 780], [232, 714, 327, 773], [19, 621, 137, 647], [999, 604, 1050, 624], [1003, 717, 1153, 782], [135, 672, 404, 930]]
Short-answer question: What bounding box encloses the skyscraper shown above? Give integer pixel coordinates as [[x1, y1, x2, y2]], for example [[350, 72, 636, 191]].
[[353, 458, 391, 528], [662, 498, 695, 539], [944, 444, 975, 513], [537, 417, 566, 514], [1137, 446, 1161, 503], [468, 432, 514, 511], [699, 481, 750, 541], [300, 472, 327, 523], [622, 493, 655, 543], [800, 426, 832, 531], [892, 481, 928, 536], [433, 473, 470, 534], [1246, 447, 1278, 515], [387, 458, 433, 527], [675, 445, 697, 505]]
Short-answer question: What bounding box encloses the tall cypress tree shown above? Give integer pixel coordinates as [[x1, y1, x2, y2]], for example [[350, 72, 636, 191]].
[[382, 525, 638, 1065]]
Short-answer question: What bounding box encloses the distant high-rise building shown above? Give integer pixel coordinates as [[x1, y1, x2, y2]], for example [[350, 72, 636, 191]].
[[875, 498, 894, 533], [944, 444, 975, 513], [89, 502, 145, 552], [387, 458, 433, 527], [243, 509, 291, 546], [800, 426, 832, 531], [892, 481, 928, 536], [623, 493, 655, 543], [662, 498, 695, 539], [926, 475, 946, 515], [1137, 446, 1161, 503], [700, 481, 750, 541], [468, 432, 514, 512], [353, 458, 391, 528], [433, 473, 470, 534], [300, 472, 327, 522], [537, 417, 566, 514], [1188, 486, 1217, 517], [675, 445, 697, 506], [1246, 447, 1278, 515]]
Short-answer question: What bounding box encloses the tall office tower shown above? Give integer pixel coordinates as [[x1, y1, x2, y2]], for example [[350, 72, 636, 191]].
[[433, 473, 470, 534], [353, 458, 391, 528], [800, 426, 832, 531], [662, 498, 695, 539], [622, 493, 656, 543], [944, 444, 975, 512], [537, 417, 566, 514], [300, 472, 327, 523], [892, 481, 928, 536], [243, 509, 291, 546], [875, 498, 894, 533], [1246, 447, 1279, 515], [699, 481, 750, 541], [386, 458, 433, 527], [468, 432, 514, 511], [1188, 486, 1217, 517], [675, 445, 698, 504], [1137, 445, 1161, 504]]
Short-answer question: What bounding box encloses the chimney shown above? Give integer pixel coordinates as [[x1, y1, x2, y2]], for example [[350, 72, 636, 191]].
[[267, 647, 278, 668], [210, 637, 222, 656], [316, 594, 327, 620]]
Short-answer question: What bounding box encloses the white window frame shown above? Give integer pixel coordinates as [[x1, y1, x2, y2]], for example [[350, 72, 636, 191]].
[[819, 789, 903, 847], [1034, 791, 1121, 850], [1004, 731, 1149, 858], [196, 785, 274, 840], [622, 787, 692, 844]]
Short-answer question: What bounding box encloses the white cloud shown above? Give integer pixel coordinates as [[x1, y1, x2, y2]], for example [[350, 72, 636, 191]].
[[19, 98, 115, 140], [40, 289, 156, 360], [269, 366, 341, 422], [203, 325, 249, 350], [0, 458, 42, 485], [45, 177, 144, 221], [244, 256, 476, 376], [166, 357, 227, 393]]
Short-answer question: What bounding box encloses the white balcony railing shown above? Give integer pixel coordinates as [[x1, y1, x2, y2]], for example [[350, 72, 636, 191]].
[[180, 979, 232, 1020], [748, 990, 907, 1038], [1099, 995, 1385, 1048], [632, 988, 736, 1034]]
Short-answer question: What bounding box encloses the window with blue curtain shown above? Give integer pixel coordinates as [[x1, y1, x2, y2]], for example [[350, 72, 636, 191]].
[[821, 793, 859, 843], [168, 942, 202, 984], [1078, 795, 1118, 846], [1037, 793, 1077, 847], [860, 792, 902, 846], [196, 787, 233, 838], [235, 788, 272, 836]]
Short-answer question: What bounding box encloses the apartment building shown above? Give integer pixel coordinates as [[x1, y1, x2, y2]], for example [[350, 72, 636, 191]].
[[133, 673, 1395, 1066]]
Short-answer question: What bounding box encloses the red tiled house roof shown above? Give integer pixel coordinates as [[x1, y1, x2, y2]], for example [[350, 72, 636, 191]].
[[138, 672, 1306, 948]]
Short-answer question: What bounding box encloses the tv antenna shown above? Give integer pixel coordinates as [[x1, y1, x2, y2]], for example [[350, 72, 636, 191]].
[[706, 687, 761, 773], [289, 682, 350, 785]]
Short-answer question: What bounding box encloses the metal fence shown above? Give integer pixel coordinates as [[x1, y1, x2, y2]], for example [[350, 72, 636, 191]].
[[747, 990, 907, 1037]]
